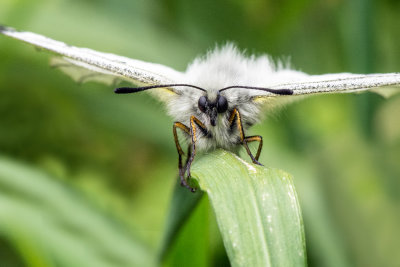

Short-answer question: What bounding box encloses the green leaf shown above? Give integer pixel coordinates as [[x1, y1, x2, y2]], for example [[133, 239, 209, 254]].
[[158, 179, 204, 261], [162, 196, 211, 267], [0, 156, 154, 267], [190, 149, 306, 267], [159, 181, 228, 267]]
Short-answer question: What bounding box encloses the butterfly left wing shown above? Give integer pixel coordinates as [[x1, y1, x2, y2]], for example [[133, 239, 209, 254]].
[[252, 72, 400, 106], [0, 25, 184, 101]]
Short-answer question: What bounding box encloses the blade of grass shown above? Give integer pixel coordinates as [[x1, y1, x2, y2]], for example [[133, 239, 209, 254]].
[[191, 149, 306, 267], [158, 179, 203, 261], [162, 196, 210, 267]]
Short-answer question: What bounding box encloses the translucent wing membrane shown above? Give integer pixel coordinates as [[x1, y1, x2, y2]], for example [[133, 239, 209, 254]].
[[253, 72, 400, 102], [0, 26, 184, 101], [50, 57, 124, 86]]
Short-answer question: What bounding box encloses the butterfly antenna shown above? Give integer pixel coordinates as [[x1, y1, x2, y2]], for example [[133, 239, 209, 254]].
[[115, 84, 206, 94], [219, 86, 293, 95]]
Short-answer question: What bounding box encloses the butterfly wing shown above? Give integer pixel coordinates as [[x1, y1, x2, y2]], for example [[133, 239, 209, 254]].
[[0, 26, 184, 101], [252, 72, 400, 106]]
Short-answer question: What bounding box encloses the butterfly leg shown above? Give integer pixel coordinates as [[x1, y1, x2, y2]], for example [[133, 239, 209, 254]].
[[229, 109, 263, 166], [173, 122, 193, 191], [244, 135, 263, 162], [185, 116, 208, 192], [184, 145, 192, 170]]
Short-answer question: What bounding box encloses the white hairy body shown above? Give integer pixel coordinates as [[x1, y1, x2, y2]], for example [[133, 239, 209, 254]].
[[168, 45, 304, 152], [1, 26, 400, 155]]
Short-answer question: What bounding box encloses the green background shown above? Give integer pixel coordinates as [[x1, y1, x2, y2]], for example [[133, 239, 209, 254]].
[[0, 0, 400, 266]]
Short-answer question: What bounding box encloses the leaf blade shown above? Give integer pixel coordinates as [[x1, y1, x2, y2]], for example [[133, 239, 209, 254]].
[[158, 179, 204, 261], [191, 150, 306, 267]]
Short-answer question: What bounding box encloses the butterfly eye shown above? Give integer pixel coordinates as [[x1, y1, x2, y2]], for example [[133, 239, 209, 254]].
[[217, 95, 228, 113], [198, 96, 207, 113]]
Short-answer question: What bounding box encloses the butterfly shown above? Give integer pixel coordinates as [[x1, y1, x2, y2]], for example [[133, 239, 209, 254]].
[[1, 25, 399, 192]]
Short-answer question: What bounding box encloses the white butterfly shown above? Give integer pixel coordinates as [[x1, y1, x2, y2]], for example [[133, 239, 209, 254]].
[[2, 26, 400, 191]]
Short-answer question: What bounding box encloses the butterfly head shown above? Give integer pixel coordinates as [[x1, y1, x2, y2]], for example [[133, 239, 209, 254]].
[[198, 93, 228, 126]]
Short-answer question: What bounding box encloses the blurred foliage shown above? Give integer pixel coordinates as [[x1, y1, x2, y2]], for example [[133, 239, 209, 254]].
[[0, 0, 400, 266], [0, 156, 154, 267]]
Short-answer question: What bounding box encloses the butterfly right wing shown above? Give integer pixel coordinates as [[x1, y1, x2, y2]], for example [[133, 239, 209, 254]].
[[250, 71, 400, 110]]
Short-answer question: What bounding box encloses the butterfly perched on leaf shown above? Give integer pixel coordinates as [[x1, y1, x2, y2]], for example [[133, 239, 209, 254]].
[[1, 25, 399, 191]]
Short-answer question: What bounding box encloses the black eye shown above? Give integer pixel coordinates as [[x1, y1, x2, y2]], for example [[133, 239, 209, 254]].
[[217, 95, 228, 113], [198, 96, 207, 113]]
